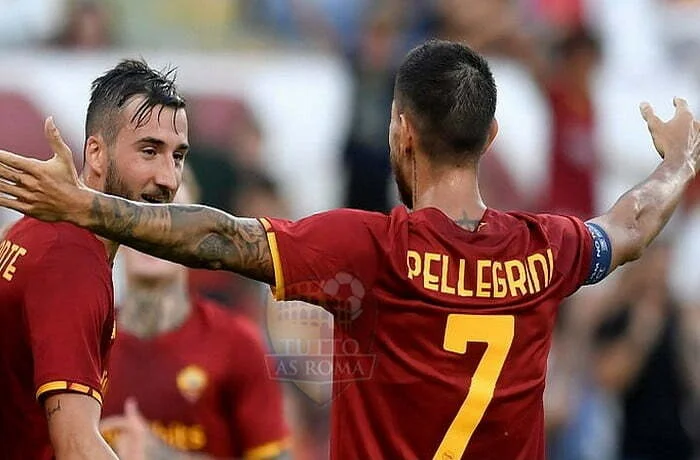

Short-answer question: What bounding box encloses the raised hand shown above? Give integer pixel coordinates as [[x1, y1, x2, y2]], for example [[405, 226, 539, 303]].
[[100, 399, 150, 460], [100, 398, 208, 460], [640, 97, 700, 175], [0, 117, 85, 222]]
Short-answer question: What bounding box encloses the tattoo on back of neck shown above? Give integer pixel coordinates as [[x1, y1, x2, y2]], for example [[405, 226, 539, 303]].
[[455, 213, 481, 231]]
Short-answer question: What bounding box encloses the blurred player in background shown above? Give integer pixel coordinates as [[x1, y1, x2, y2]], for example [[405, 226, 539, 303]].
[[0, 40, 699, 459], [101, 168, 289, 459], [0, 59, 187, 459]]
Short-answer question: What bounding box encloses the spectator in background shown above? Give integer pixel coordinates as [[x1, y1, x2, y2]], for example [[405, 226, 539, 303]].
[[520, 0, 587, 34], [669, 205, 700, 453], [540, 28, 602, 220], [226, 100, 266, 170], [185, 141, 238, 214], [423, 0, 533, 211], [510, 25, 603, 220], [432, 0, 517, 52], [0, 0, 64, 47], [246, 0, 370, 51], [445, 1, 601, 218], [186, 97, 265, 214], [233, 169, 290, 219], [593, 242, 694, 460], [342, 3, 401, 213], [50, 0, 113, 50], [545, 286, 620, 460]]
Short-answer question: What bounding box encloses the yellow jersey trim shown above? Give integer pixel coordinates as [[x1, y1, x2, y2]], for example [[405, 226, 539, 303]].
[[36, 380, 103, 405], [244, 438, 289, 459], [259, 218, 286, 300], [260, 217, 272, 232]]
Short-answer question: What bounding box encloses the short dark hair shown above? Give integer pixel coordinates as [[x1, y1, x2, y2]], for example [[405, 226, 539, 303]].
[[85, 59, 186, 145], [395, 40, 497, 165]]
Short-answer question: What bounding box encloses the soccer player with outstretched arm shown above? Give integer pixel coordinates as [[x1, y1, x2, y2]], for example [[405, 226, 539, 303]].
[[0, 40, 698, 459]]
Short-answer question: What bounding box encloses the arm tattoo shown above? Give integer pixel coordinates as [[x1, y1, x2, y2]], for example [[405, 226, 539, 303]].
[[46, 399, 62, 421], [87, 194, 274, 283]]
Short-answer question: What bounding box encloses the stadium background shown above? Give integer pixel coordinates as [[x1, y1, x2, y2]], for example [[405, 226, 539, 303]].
[[3, 0, 700, 459]]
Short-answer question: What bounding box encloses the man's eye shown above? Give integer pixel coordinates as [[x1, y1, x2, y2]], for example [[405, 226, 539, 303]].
[[142, 148, 156, 156]]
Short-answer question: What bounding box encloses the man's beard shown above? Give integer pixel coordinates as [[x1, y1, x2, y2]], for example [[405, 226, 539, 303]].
[[105, 157, 174, 203], [104, 159, 137, 200], [392, 160, 413, 209]]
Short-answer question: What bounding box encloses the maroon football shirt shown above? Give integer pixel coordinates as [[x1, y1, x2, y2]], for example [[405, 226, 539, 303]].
[[102, 298, 288, 458], [0, 217, 114, 460], [262, 205, 596, 460]]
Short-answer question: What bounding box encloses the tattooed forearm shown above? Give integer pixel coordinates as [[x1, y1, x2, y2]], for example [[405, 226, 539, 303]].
[[46, 399, 62, 421], [85, 193, 274, 283]]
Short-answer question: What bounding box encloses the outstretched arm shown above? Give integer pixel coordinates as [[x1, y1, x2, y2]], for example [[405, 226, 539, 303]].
[[589, 98, 700, 272], [79, 191, 273, 283], [0, 118, 273, 283]]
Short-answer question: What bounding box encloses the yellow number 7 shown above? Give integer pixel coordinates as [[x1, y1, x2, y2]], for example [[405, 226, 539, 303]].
[[433, 314, 515, 460]]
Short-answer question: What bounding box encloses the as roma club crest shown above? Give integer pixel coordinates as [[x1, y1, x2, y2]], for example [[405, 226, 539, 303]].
[[176, 365, 208, 403]]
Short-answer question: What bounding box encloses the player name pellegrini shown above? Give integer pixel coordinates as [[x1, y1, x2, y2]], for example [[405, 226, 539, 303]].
[[407, 249, 554, 298]]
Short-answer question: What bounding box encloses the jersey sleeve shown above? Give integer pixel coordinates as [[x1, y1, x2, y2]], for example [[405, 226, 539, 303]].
[[24, 240, 111, 405], [260, 209, 385, 314], [537, 214, 602, 297], [228, 320, 289, 458]]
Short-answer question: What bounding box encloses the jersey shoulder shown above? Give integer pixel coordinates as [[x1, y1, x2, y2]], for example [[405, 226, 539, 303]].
[[490, 210, 584, 241], [5, 216, 104, 256]]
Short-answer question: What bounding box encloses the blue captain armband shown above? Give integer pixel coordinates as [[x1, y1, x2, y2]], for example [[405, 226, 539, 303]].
[[583, 222, 612, 285]]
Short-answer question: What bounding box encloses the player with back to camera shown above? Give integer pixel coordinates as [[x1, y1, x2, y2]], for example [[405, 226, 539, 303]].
[[0, 40, 699, 459]]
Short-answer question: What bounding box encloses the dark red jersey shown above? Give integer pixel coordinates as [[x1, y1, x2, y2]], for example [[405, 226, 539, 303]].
[[262, 205, 606, 460], [102, 298, 288, 458], [0, 217, 114, 460]]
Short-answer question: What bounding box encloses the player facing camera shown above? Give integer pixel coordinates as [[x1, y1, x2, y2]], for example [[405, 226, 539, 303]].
[[83, 59, 188, 208], [0, 58, 190, 460]]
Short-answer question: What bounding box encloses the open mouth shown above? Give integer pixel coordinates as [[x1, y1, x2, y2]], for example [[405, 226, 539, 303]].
[[141, 194, 166, 204]]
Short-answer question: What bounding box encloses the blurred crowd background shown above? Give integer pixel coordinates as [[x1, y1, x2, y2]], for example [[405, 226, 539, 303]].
[[4, 0, 700, 459]]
